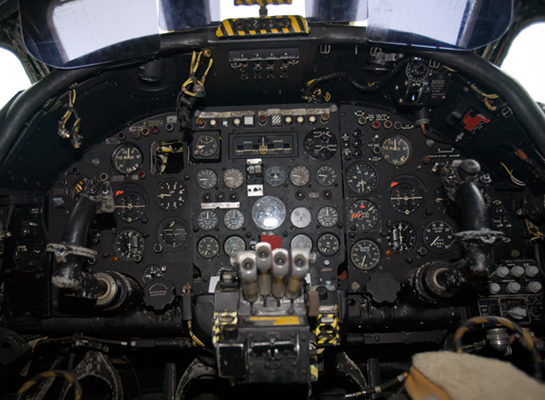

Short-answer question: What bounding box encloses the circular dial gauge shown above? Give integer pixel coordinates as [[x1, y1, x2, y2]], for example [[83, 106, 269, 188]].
[[290, 207, 312, 228], [224, 236, 246, 257], [197, 210, 219, 231], [388, 176, 427, 215], [346, 163, 378, 195], [317, 206, 339, 228], [198, 237, 220, 259], [351, 239, 381, 270], [291, 234, 313, 250], [155, 179, 186, 210], [406, 61, 430, 83], [347, 199, 380, 231], [423, 220, 455, 253], [304, 129, 338, 161], [252, 196, 286, 230], [265, 166, 286, 187], [224, 209, 245, 230], [387, 221, 418, 254], [196, 169, 218, 190], [158, 218, 188, 248], [143, 265, 164, 283], [317, 233, 340, 256], [224, 168, 244, 189], [381, 136, 412, 166], [316, 165, 338, 187], [113, 228, 145, 261], [112, 143, 143, 174], [289, 165, 311, 187], [194, 135, 218, 157], [114, 186, 147, 222]]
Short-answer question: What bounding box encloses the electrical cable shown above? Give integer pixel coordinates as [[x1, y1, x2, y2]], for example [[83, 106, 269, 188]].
[[188, 320, 206, 348], [453, 316, 543, 380], [345, 372, 409, 398], [15, 370, 82, 400], [500, 162, 526, 186]]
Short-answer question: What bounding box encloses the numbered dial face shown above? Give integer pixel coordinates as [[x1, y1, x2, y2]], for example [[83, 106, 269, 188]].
[[252, 196, 286, 230], [381, 136, 412, 166], [113, 228, 145, 261], [317, 233, 340, 256], [224, 168, 244, 189], [158, 218, 188, 248], [291, 234, 313, 250], [290, 207, 312, 228], [304, 129, 338, 161], [346, 163, 378, 195], [194, 135, 218, 157], [143, 265, 164, 283], [317, 206, 339, 228], [196, 169, 218, 190], [198, 237, 220, 259], [114, 187, 147, 222], [351, 240, 381, 270], [289, 165, 311, 187], [423, 220, 455, 253], [155, 179, 186, 210], [348, 199, 380, 231], [316, 165, 337, 187], [265, 166, 286, 187], [224, 236, 246, 257], [389, 177, 427, 215], [197, 210, 219, 231], [112, 143, 143, 174], [387, 221, 418, 254], [224, 209, 245, 230]]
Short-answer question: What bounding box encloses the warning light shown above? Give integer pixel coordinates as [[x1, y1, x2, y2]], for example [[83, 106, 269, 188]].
[[359, 205, 366, 209], [391, 182, 399, 188], [115, 190, 124, 196]]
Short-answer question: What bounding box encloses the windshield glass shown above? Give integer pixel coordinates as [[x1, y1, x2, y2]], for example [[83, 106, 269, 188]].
[[20, 0, 513, 69]]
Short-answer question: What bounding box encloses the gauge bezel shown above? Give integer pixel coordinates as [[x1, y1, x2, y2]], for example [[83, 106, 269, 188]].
[[386, 221, 418, 254], [265, 166, 286, 187], [224, 209, 245, 230], [198, 236, 220, 259], [381, 135, 413, 166], [350, 239, 381, 270], [290, 206, 312, 229], [196, 169, 218, 190], [289, 165, 311, 187], [224, 236, 246, 257], [197, 210, 219, 231], [346, 163, 379, 195], [316, 165, 338, 187], [347, 199, 380, 231], [154, 178, 186, 211], [223, 168, 244, 189], [291, 234, 313, 250], [252, 196, 286, 230], [317, 233, 340, 256], [422, 219, 456, 254], [317, 206, 339, 228], [157, 217, 189, 249], [111, 143, 144, 175], [113, 184, 148, 223], [113, 228, 145, 261]]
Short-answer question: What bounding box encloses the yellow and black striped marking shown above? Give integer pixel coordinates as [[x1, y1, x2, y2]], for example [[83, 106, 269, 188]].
[[212, 311, 238, 345], [314, 312, 340, 346], [216, 15, 309, 38], [235, 0, 292, 5], [16, 370, 82, 400]]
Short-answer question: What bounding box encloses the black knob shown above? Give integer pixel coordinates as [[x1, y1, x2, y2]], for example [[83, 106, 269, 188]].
[[143, 278, 175, 311]]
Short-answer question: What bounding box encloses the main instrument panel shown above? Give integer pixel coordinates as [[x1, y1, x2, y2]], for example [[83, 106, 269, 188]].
[[45, 102, 518, 307]]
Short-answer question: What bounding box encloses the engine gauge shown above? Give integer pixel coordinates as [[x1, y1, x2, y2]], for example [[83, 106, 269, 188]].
[[290, 207, 312, 228], [346, 163, 378, 195], [224, 209, 245, 230], [223, 168, 244, 189], [193, 134, 219, 157], [423, 220, 455, 253], [351, 239, 381, 270], [114, 185, 148, 222], [224, 236, 246, 257], [387, 221, 418, 254], [265, 166, 286, 187], [113, 228, 145, 261], [252, 196, 286, 230], [316, 165, 337, 187], [317, 233, 340, 256], [142, 265, 164, 283], [198, 236, 220, 259], [381, 136, 412, 166], [197, 210, 218, 231], [304, 129, 338, 161], [158, 218, 188, 248], [289, 165, 311, 187], [291, 234, 313, 250], [388, 176, 427, 215], [347, 199, 380, 231], [196, 169, 218, 190], [112, 143, 143, 174], [317, 206, 339, 228], [155, 179, 186, 210]]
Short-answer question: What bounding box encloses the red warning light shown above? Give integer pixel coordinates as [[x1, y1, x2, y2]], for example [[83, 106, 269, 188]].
[[115, 190, 124, 196], [390, 182, 399, 188], [359, 205, 366, 209]]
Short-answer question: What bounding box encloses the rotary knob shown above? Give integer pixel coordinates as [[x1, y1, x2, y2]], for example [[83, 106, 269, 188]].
[[506, 282, 521, 294]]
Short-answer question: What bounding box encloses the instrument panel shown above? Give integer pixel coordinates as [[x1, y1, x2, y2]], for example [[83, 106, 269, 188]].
[[47, 103, 505, 300]]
